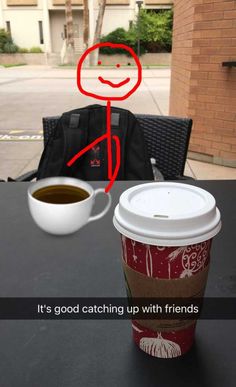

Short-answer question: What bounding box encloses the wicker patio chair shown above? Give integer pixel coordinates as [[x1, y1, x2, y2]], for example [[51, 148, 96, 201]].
[[41, 114, 192, 181], [4, 114, 192, 181]]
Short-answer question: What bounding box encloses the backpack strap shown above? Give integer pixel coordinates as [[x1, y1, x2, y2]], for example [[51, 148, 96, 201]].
[[60, 110, 89, 176], [111, 109, 127, 179], [69, 113, 80, 130], [111, 112, 120, 126], [100, 108, 128, 180], [91, 107, 107, 180]]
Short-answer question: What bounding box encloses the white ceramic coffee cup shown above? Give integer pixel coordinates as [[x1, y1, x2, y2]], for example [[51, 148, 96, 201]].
[[28, 177, 112, 235]]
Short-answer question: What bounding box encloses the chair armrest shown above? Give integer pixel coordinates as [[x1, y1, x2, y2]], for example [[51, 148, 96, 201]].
[[172, 175, 195, 181]]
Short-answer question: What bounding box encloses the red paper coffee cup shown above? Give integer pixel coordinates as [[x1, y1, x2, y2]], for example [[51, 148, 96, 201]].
[[113, 182, 221, 359]]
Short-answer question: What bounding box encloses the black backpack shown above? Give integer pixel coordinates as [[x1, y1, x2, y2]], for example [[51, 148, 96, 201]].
[[37, 105, 154, 181]]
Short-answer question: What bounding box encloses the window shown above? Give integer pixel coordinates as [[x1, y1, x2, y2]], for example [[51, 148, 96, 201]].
[[38, 21, 44, 44], [6, 21, 11, 36], [64, 25, 67, 40], [7, 0, 37, 6], [106, 0, 129, 4]]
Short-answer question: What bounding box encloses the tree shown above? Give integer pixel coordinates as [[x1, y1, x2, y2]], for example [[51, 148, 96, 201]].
[[90, 0, 106, 65], [99, 9, 173, 55], [64, 0, 75, 64], [83, 0, 89, 49], [93, 0, 106, 45], [136, 9, 173, 53]]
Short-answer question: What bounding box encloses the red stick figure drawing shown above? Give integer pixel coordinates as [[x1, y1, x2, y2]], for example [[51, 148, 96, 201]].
[[67, 42, 142, 193]]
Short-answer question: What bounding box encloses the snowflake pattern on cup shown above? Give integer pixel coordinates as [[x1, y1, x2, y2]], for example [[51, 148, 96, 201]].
[[121, 237, 212, 279]]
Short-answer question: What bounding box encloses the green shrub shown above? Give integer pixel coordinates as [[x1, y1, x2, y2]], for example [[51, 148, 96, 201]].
[[137, 9, 173, 53], [18, 47, 29, 53], [3, 42, 18, 53], [3, 63, 26, 68], [18, 47, 43, 53], [29, 46, 43, 53], [0, 29, 18, 53], [100, 9, 173, 56], [0, 29, 10, 52], [100, 28, 145, 56]]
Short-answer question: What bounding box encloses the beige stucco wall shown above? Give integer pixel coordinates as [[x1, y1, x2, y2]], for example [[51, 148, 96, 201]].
[[3, 9, 44, 49], [1, 0, 44, 49], [145, 0, 172, 4], [1, 0, 43, 9], [101, 8, 135, 34]]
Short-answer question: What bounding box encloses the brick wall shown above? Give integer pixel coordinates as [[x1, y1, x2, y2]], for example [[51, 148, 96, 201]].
[[170, 0, 236, 167]]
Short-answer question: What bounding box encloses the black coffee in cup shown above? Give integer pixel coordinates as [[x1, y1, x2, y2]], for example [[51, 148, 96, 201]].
[[32, 184, 90, 204]]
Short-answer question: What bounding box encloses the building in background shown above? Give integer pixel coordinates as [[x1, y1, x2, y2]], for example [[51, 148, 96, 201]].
[[170, 0, 236, 167], [0, 0, 172, 55]]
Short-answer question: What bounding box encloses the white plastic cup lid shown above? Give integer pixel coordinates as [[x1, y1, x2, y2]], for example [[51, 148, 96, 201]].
[[113, 182, 221, 246]]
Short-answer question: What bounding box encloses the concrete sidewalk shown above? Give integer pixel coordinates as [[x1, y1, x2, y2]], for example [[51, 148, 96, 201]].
[[0, 65, 235, 180]]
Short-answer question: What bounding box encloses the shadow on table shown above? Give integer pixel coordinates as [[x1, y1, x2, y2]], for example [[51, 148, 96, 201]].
[[127, 339, 225, 387]]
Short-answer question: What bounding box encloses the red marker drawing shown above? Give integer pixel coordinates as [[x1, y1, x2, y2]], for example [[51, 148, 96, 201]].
[[67, 42, 142, 193]]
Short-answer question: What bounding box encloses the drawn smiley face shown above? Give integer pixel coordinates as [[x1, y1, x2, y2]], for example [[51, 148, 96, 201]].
[[77, 42, 142, 101], [97, 61, 131, 89]]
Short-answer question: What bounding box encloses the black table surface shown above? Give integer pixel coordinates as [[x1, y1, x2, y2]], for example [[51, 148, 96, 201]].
[[0, 180, 235, 387]]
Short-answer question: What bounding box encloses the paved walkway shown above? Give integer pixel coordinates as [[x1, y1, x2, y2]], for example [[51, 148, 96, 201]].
[[0, 65, 235, 180]]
